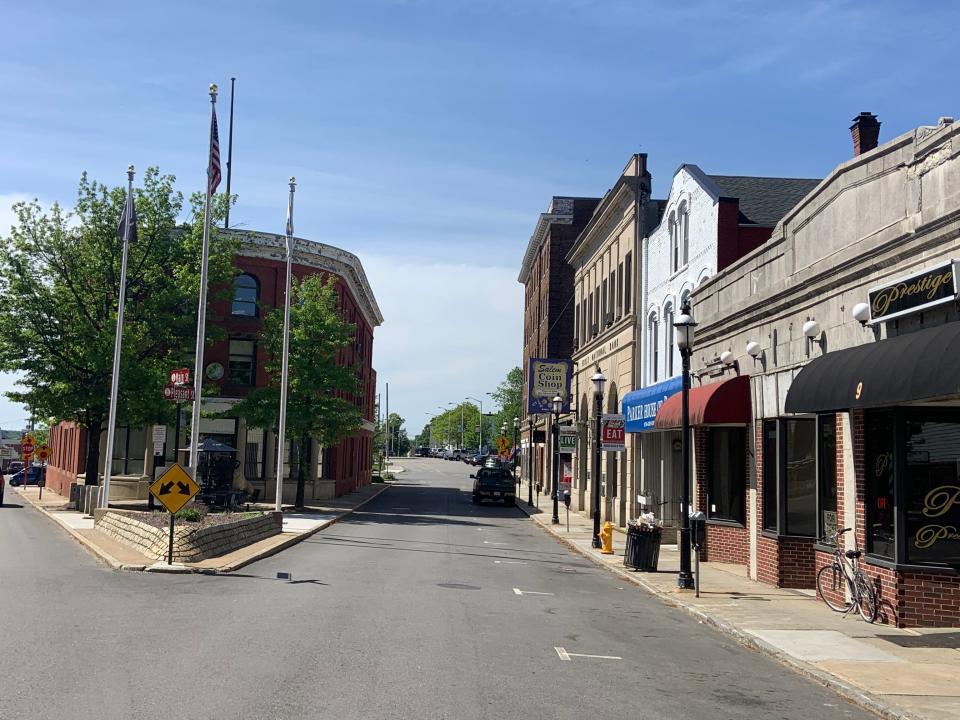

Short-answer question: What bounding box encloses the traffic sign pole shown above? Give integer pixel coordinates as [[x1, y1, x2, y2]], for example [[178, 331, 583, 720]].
[[168, 513, 175, 565]]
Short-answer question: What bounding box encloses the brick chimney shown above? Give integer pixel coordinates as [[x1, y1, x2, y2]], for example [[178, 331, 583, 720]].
[[850, 112, 881, 156]]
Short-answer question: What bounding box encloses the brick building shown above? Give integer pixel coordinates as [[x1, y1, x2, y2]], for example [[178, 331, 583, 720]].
[[518, 196, 600, 493], [44, 229, 382, 504], [688, 113, 960, 626]]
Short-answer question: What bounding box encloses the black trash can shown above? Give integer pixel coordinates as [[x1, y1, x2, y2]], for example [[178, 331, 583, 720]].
[[624, 525, 662, 571]]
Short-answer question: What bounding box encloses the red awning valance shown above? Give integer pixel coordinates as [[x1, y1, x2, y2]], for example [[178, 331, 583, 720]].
[[653, 375, 751, 429]]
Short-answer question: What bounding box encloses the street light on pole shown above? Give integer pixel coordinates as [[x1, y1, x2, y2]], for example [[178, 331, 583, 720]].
[[465, 397, 483, 453], [591, 368, 606, 548], [513, 416, 519, 491], [675, 301, 697, 589], [551, 396, 561, 525]]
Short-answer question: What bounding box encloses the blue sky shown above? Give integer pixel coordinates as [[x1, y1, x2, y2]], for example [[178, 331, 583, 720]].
[[1, 0, 958, 438]]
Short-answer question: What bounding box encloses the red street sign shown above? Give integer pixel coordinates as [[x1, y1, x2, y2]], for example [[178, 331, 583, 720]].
[[163, 383, 195, 402], [170, 368, 190, 386], [600, 414, 626, 452], [21, 441, 35, 460]]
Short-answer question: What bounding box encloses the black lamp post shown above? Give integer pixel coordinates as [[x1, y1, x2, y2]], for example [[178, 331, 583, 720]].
[[591, 368, 606, 548], [551, 395, 562, 524], [527, 416, 534, 507], [675, 301, 697, 590], [513, 416, 520, 490]]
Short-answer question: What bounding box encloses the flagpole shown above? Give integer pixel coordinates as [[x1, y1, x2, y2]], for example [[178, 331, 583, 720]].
[[275, 176, 296, 512], [189, 84, 219, 471], [100, 164, 135, 509]]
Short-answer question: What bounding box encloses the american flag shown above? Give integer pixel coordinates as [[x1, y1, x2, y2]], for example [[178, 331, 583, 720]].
[[208, 106, 221, 195]]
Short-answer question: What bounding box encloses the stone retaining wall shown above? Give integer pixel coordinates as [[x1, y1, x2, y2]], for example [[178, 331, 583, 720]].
[[96, 510, 281, 563]]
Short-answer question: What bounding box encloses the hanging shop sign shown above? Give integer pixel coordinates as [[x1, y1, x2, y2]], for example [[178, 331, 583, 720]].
[[600, 414, 626, 452], [558, 426, 577, 452], [527, 358, 573, 414], [867, 260, 958, 323]]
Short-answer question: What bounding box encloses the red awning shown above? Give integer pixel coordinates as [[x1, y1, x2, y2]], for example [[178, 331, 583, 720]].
[[653, 375, 751, 429]]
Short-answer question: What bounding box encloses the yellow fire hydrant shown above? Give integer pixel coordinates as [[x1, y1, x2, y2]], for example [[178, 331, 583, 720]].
[[600, 521, 614, 554]]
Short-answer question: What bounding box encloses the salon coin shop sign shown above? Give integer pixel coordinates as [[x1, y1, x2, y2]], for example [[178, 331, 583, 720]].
[[527, 358, 573, 414]]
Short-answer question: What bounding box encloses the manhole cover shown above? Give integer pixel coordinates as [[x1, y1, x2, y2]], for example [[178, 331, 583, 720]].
[[437, 583, 481, 590]]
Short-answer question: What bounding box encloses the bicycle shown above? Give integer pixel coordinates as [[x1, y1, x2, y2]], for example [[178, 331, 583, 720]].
[[815, 527, 878, 623]]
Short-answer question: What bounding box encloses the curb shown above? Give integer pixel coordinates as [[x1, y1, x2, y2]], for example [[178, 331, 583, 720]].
[[16, 482, 393, 576], [516, 501, 917, 720]]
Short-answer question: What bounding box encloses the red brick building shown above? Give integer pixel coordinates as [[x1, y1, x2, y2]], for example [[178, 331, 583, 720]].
[[45, 229, 382, 504]]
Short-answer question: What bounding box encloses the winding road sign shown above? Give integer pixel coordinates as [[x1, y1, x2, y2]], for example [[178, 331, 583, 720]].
[[149, 463, 200, 514]]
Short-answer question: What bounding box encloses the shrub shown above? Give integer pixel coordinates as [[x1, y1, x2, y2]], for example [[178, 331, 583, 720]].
[[175, 507, 205, 522]]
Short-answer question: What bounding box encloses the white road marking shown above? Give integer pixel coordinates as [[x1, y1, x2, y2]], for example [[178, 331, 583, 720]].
[[555, 647, 621, 661], [483, 541, 508, 545], [493, 560, 528, 565], [513, 588, 554, 596]]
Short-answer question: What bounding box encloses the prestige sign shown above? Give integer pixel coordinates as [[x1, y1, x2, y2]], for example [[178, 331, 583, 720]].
[[527, 358, 573, 414], [868, 261, 958, 322]]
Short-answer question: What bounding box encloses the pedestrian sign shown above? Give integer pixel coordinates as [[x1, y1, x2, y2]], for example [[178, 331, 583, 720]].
[[35, 445, 51, 462], [149, 463, 200, 514]]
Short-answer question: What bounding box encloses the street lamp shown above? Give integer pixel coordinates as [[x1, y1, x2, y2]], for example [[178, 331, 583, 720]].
[[513, 416, 520, 491], [675, 300, 697, 590], [466, 397, 483, 452], [591, 368, 606, 548], [551, 395, 562, 525], [527, 414, 535, 507]]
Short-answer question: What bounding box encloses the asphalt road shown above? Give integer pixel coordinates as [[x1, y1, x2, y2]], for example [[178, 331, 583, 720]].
[[0, 459, 874, 720]]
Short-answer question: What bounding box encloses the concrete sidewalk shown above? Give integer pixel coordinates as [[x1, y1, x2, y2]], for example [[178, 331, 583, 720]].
[[15, 480, 393, 574], [518, 488, 960, 720]]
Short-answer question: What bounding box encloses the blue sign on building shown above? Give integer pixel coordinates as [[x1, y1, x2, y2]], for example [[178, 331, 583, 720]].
[[622, 376, 682, 433]]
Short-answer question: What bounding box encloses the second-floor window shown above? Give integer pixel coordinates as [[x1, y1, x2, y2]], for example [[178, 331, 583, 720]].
[[664, 302, 675, 376], [669, 212, 678, 273], [648, 312, 659, 383], [231, 273, 259, 317], [624, 253, 633, 312], [680, 202, 690, 266], [228, 339, 257, 385]]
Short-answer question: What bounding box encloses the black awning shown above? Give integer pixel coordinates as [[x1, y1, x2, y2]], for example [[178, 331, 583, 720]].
[[785, 322, 960, 413]]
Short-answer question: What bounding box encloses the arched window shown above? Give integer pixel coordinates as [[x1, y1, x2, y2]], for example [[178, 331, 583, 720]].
[[668, 212, 678, 273], [664, 302, 675, 377], [648, 312, 659, 384], [232, 274, 259, 317], [679, 202, 689, 266]]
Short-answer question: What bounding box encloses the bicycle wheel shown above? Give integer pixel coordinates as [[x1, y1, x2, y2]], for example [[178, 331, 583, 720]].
[[855, 574, 879, 623], [816, 564, 850, 612]]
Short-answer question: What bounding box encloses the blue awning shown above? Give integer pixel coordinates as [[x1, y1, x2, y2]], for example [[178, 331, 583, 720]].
[[622, 377, 683, 432]]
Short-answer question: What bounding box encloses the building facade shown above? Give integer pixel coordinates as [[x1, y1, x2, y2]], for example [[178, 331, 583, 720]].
[[45, 229, 382, 504], [568, 154, 658, 527], [687, 113, 960, 626], [518, 196, 600, 493], [624, 165, 819, 535]]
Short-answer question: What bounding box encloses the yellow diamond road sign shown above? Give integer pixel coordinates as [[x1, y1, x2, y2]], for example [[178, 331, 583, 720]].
[[150, 463, 200, 514]]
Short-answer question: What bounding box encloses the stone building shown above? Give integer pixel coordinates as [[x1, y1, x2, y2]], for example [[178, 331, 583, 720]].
[[45, 229, 382, 504], [687, 113, 960, 626], [518, 196, 600, 493], [568, 154, 661, 526]]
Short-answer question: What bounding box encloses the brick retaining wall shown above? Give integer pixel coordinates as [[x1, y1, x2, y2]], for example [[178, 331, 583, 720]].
[[96, 511, 281, 563]]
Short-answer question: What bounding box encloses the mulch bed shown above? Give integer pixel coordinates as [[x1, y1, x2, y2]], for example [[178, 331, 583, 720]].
[[116, 510, 264, 530]]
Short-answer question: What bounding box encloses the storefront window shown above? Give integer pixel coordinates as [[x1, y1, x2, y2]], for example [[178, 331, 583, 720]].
[[762, 420, 777, 532], [905, 418, 960, 566], [818, 415, 838, 542], [784, 419, 816, 536], [865, 411, 895, 559], [707, 427, 745, 524]]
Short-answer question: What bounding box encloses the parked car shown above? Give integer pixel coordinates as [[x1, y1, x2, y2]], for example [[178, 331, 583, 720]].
[[471, 466, 515, 504], [8, 466, 43, 486], [5, 460, 24, 476]]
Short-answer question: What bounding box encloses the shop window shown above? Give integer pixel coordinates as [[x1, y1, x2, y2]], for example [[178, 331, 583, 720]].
[[111, 426, 146, 475], [762, 420, 778, 532], [759, 419, 816, 537], [904, 417, 960, 566], [818, 416, 838, 542], [228, 339, 257, 386], [864, 410, 896, 559], [245, 427, 264, 484], [783, 419, 816, 536], [231, 274, 259, 317], [706, 427, 746, 524]]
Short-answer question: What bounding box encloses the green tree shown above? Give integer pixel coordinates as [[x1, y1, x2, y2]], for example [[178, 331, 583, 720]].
[[230, 274, 361, 509], [489, 366, 523, 439], [383, 412, 409, 456], [0, 169, 237, 484]]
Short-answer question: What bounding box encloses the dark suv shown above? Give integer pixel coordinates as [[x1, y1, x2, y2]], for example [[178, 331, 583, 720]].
[[471, 466, 515, 505]]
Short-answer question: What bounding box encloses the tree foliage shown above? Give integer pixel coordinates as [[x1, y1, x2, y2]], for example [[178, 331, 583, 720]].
[[0, 169, 237, 484], [229, 274, 362, 507]]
